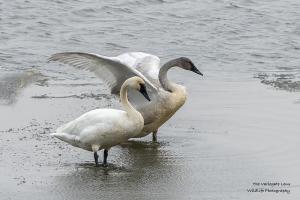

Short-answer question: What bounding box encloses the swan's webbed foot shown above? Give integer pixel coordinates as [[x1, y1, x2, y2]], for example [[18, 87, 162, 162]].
[[152, 130, 158, 142], [103, 149, 108, 167], [94, 152, 99, 167]]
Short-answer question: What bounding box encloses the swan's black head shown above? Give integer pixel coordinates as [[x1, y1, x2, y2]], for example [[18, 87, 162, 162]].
[[139, 83, 151, 101], [177, 57, 203, 76]]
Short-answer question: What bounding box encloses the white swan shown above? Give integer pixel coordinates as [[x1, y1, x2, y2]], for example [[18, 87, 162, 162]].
[[49, 52, 203, 142], [51, 76, 151, 166]]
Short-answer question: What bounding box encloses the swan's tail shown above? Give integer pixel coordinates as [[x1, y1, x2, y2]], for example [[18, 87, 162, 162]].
[[51, 132, 77, 145]]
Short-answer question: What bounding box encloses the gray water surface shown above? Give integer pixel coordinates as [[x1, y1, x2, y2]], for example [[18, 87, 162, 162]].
[[0, 0, 300, 199]]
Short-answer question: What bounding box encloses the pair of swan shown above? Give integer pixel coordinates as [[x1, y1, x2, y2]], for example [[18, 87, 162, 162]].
[[50, 52, 202, 166], [50, 52, 202, 139]]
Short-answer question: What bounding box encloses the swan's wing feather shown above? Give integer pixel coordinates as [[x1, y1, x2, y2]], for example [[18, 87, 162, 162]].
[[116, 52, 163, 115], [49, 52, 157, 94], [117, 52, 161, 83]]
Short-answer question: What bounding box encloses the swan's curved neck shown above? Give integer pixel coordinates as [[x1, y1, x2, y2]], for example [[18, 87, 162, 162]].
[[159, 59, 179, 92], [120, 84, 139, 117]]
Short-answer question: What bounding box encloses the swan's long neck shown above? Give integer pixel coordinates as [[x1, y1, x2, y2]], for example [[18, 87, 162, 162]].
[[159, 59, 179, 92], [120, 84, 139, 117]]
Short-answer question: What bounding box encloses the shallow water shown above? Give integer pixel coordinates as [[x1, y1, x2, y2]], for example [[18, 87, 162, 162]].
[[0, 0, 300, 199]]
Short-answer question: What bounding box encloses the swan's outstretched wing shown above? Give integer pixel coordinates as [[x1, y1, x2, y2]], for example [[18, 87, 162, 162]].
[[50, 52, 161, 125], [49, 52, 157, 94], [116, 52, 161, 84]]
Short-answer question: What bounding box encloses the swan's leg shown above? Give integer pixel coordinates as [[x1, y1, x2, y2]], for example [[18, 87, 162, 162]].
[[152, 130, 158, 142], [92, 144, 100, 167], [94, 152, 99, 167], [103, 149, 108, 167]]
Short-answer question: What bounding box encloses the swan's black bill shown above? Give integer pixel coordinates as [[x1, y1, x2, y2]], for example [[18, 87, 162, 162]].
[[139, 84, 151, 101], [191, 65, 203, 76]]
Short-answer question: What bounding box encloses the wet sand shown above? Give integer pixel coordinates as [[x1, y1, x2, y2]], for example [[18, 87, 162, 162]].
[[0, 74, 299, 200]]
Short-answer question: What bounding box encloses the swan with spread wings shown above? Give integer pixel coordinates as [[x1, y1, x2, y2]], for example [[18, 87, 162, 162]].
[[49, 52, 203, 141]]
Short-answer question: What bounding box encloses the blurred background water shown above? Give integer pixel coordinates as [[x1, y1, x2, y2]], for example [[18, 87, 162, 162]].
[[0, 0, 300, 199], [1, 0, 299, 84]]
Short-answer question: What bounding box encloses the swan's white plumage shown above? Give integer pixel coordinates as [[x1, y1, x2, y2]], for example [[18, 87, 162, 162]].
[[51, 77, 145, 153], [116, 52, 161, 82], [52, 109, 142, 151], [49, 52, 157, 94]]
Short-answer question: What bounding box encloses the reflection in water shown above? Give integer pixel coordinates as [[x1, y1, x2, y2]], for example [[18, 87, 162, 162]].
[[0, 70, 47, 105], [52, 140, 180, 200]]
